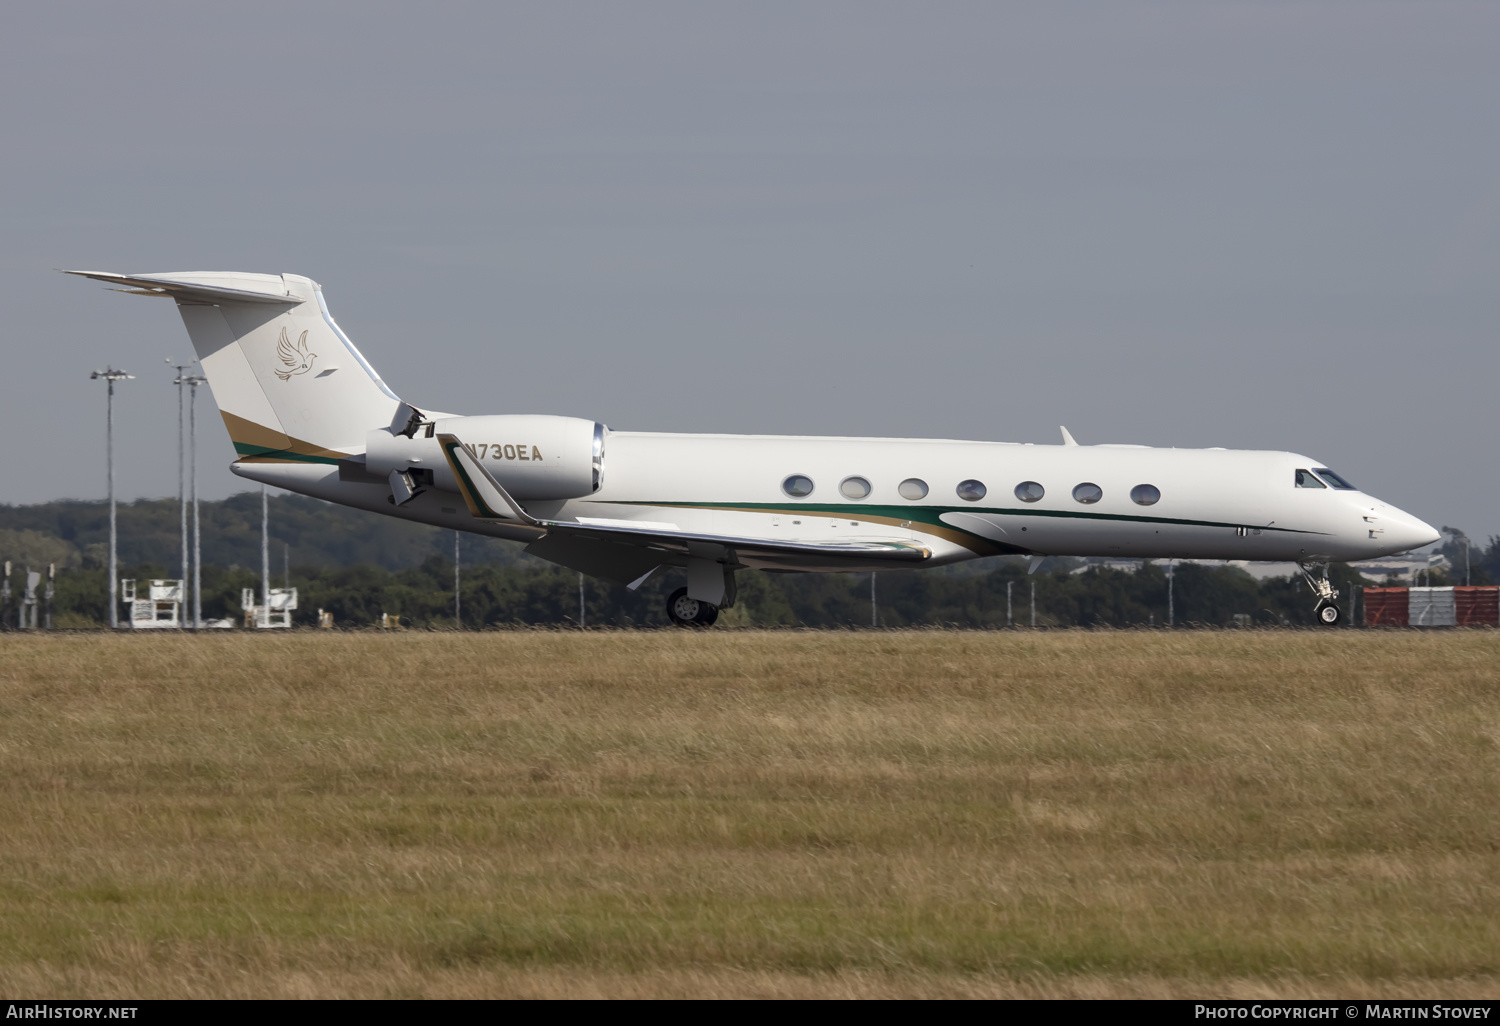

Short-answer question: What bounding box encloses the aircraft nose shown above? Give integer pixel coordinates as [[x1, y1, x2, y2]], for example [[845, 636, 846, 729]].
[[1403, 517, 1442, 550], [1375, 507, 1441, 553]]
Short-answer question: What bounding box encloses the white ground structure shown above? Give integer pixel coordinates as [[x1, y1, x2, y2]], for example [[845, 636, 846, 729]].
[[121, 579, 184, 628], [241, 587, 298, 628]]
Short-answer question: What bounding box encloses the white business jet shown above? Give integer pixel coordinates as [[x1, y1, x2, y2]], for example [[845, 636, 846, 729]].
[[67, 270, 1439, 626]]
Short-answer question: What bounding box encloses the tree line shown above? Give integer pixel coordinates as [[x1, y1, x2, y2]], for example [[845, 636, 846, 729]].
[[16, 553, 1474, 630], [1, 494, 1493, 628]]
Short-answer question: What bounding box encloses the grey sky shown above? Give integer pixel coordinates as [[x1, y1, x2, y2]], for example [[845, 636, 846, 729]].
[[4, 2, 1498, 542]]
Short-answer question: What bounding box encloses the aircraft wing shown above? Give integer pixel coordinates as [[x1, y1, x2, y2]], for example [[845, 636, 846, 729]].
[[436, 433, 930, 583]]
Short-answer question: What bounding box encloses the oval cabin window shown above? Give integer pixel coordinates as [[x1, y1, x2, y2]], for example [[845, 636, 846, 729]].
[[1130, 484, 1160, 506], [1072, 482, 1103, 504], [840, 476, 872, 500], [1014, 481, 1044, 503], [782, 475, 814, 498], [956, 479, 987, 502], [898, 478, 928, 500]]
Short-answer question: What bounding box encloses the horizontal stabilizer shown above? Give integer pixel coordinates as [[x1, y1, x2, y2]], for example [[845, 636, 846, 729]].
[[63, 270, 300, 305]]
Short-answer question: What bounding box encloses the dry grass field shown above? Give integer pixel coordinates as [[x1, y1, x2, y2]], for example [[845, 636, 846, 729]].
[[0, 629, 1497, 999]]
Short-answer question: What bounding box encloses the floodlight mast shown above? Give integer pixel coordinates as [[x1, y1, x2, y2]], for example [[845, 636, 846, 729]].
[[91, 367, 133, 628], [169, 360, 196, 590], [261, 484, 269, 625], [182, 373, 207, 628]]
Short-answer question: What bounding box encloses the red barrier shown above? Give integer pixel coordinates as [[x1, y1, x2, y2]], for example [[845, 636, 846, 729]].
[[1455, 586, 1500, 627], [1361, 586, 1498, 626], [1363, 588, 1409, 626]]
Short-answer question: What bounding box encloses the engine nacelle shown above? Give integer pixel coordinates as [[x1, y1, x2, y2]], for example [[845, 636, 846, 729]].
[[365, 414, 605, 501]]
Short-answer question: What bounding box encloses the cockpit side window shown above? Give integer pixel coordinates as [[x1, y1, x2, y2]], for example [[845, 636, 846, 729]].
[[1295, 469, 1326, 489], [1313, 468, 1357, 490]]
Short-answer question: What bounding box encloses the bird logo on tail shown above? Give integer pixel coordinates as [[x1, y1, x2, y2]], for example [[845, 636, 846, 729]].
[[274, 327, 317, 381]]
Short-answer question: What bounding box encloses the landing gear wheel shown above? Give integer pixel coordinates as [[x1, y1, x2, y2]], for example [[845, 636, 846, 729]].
[[1299, 562, 1343, 628], [667, 588, 700, 626], [667, 588, 718, 627]]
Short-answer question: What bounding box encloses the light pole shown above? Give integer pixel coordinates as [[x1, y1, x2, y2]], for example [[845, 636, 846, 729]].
[[261, 483, 270, 626], [454, 530, 461, 628], [183, 373, 206, 628], [169, 360, 196, 588], [91, 367, 133, 628]]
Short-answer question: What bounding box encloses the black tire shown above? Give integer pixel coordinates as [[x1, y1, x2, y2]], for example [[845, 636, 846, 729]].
[[1316, 602, 1342, 626], [666, 587, 719, 627], [667, 587, 703, 627]]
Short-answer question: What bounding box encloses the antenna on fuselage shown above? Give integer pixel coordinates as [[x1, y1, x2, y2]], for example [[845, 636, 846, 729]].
[[1060, 425, 1079, 446]]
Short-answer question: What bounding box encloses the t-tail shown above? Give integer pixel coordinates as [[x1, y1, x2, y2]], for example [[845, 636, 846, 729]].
[[64, 270, 411, 463]]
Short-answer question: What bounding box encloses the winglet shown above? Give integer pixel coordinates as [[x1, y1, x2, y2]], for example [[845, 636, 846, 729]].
[[436, 434, 541, 525], [1060, 426, 1079, 446], [1028, 555, 1047, 574]]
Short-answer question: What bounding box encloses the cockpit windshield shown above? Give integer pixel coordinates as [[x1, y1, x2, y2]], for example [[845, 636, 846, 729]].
[[1295, 469, 1326, 489], [1313, 468, 1357, 490]]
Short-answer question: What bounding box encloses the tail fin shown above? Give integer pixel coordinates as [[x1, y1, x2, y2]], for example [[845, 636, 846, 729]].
[[66, 270, 405, 464]]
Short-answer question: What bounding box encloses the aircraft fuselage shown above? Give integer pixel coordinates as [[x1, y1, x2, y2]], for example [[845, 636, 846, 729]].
[[66, 267, 1439, 625], [232, 428, 1437, 569]]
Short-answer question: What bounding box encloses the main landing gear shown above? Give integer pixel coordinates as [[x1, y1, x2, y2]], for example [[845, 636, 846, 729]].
[[1298, 562, 1342, 626], [666, 587, 719, 627]]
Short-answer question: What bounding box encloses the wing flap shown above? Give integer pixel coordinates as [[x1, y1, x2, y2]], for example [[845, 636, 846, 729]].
[[537, 519, 930, 565], [524, 532, 669, 585]]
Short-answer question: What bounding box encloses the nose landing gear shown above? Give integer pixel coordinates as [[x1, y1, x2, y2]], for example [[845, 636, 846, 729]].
[[1299, 562, 1342, 626], [666, 587, 719, 627]]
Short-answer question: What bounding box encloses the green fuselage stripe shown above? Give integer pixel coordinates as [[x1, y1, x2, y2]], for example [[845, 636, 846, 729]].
[[233, 442, 341, 465], [616, 500, 1324, 536]]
